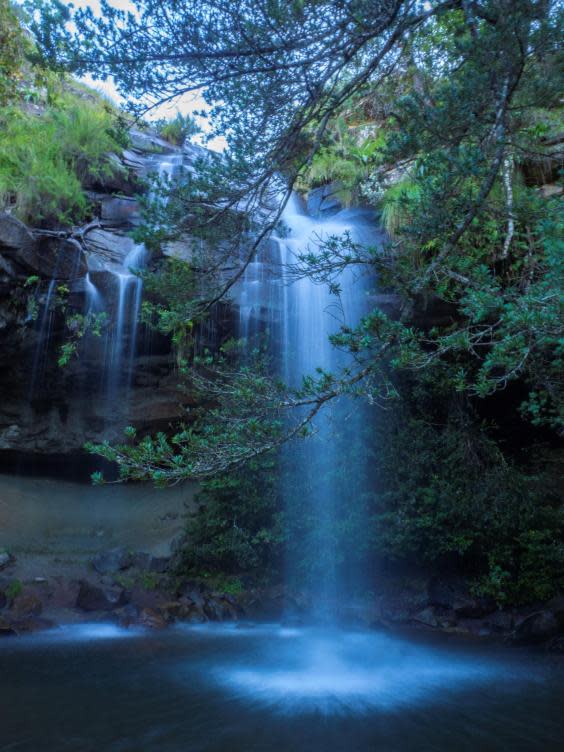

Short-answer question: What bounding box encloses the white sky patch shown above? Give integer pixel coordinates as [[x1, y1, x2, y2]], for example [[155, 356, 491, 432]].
[[63, 0, 227, 151]]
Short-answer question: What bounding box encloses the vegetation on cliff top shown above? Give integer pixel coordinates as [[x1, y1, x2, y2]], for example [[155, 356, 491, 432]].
[[0, 1, 127, 225]]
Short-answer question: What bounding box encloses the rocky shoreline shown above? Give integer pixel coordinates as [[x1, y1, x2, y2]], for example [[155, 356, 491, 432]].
[[2, 548, 564, 652]]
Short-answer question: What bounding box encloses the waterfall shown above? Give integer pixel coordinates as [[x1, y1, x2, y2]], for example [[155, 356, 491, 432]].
[[84, 273, 103, 313], [238, 193, 381, 618], [105, 243, 147, 395], [28, 279, 57, 398], [102, 151, 184, 398]]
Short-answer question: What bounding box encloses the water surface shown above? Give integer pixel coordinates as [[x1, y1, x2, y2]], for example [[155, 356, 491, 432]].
[[1, 623, 562, 751]]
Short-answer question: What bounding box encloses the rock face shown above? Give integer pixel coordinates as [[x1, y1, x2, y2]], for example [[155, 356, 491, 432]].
[[76, 581, 128, 611], [92, 548, 133, 575], [0, 214, 87, 279], [0, 132, 216, 464], [513, 611, 560, 645]]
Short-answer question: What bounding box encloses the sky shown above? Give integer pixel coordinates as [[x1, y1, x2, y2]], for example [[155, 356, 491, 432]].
[[62, 0, 227, 151]]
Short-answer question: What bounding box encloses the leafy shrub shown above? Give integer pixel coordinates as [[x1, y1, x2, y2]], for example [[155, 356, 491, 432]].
[[179, 457, 284, 580], [0, 0, 30, 105], [0, 95, 124, 225], [369, 379, 564, 606], [155, 113, 200, 146]]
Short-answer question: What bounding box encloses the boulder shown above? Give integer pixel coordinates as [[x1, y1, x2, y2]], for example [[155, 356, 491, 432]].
[[306, 183, 342, 217], [10, 592, 43, 619], [115, 603, 140, 628], [131, 552, 151, 570], [413, 606, 440, 628], [484, 610, 514, 633], [148, 556, 170, 574], [0, 551, 13, 570], [513, 610, 560, 645], [84, 228, 137, 267], [100, 196, 140, 226], [36, 237, 88, 279], [138, 607, 167, 630], [0, 215, 87, 278], [0, 616, 16, 638], [91, 547, 133, 575], [0, 213, 38, 272], [10, 616, 55, 635], [428, 576, 494, 618], [76, 581, 128, 612]]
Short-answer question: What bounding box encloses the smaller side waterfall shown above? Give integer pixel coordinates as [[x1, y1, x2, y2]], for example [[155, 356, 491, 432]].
[[105, 243, 148, 396], [28, 279, 57, 398], [84, 273, 103, 313]]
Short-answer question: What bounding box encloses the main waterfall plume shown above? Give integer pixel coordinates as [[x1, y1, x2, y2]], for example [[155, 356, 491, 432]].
[[238, 193, 382, 617]]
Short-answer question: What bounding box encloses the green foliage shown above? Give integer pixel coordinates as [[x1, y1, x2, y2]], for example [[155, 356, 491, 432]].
[[154, 112, 201, 146], [179, 458, 284, 579], [58, 310, 108, 367], [0, 95, 124, 224], [0, 0, 31, 105], [369, 379, 564, 606], [379, 177, 421, 237], [299, 118, 387, 204], [139, 258, 197, 359]]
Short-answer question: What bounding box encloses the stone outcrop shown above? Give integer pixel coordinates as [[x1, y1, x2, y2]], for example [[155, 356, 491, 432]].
[[0, 130, 210, 464]]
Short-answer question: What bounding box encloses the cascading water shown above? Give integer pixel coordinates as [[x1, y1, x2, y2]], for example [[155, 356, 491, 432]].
[[105, 242, 148, 396], [84, 272, 103, 314], [238, 193, 382, 618], [101, 151, 184, 399], [28, 279, 57, 399]]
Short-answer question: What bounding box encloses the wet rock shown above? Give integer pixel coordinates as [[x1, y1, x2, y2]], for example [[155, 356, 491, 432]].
[[0, 213, 38, 272], [175, 598, 208, 623], [138, 607, 168, 630], [84, 228, 137, 267], [0, 616, 16, 637], [36, 237, 88, 279], [547, 595, 564, 628], [0, 215, 87, 279], [159, 601, 183, 621], [76, 581, 128, 612], [10, 616, 55, 635], [380, 578, 430, 623], [179, 605, 208, 624], [115, 604, 140, 628], [306, 183, 342, 217], [0, 551, 13, 570], [147, 556, 170, 574], [131, 552, 151, 570], [91, 547, 133, 575], [428, 576, 494, 618], [413, 606, 439, 628], [484, 610, 514, 633], [10, 592, 43, 619], [129, 129, 176, 154], [100, 196, 140, 226], [512, 611, 560, 645]]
